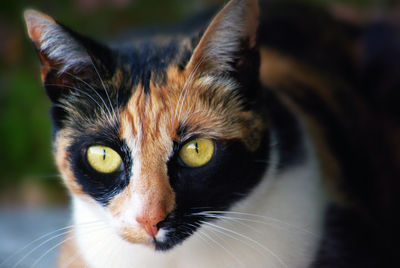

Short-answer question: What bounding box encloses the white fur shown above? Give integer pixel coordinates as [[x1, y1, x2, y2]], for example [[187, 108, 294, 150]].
[[72, 128, 327, 268]]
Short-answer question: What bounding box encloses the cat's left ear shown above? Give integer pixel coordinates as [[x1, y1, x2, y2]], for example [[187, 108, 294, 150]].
[[24, 10, 114, 102], [186, 0, 259, 75]]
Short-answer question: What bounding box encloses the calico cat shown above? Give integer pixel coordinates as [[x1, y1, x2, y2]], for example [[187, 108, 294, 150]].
[[24, 0, 400, 267]]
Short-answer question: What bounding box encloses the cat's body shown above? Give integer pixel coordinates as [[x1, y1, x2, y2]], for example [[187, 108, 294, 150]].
[[24, 0, 399, 267]]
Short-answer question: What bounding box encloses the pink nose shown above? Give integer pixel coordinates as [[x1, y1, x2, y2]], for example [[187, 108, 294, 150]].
[[136, 210, 166, 238], [140, 221, 159, 237]]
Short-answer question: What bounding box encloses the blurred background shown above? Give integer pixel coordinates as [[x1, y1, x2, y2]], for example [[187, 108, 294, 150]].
[[0, 0, 397, 267]]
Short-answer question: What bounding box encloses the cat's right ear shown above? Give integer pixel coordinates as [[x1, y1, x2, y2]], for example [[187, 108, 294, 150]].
[[186, 0, 259, 75], [24, 10, 114, 103]]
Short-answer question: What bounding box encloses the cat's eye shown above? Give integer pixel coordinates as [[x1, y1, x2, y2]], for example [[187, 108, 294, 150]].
[[86, 145, 122, 173], [179, 138, 214, 167]]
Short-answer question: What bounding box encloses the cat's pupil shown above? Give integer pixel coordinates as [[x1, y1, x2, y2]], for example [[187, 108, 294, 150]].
[[103, 149, 106, 160], [187, 142, 199, 154]]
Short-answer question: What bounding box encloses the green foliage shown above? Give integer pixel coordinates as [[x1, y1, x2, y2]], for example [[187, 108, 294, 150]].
[[0, 65, 54, 183]]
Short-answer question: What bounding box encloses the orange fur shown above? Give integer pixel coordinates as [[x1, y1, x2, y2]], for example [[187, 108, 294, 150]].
[[55, 130, 86, 199]]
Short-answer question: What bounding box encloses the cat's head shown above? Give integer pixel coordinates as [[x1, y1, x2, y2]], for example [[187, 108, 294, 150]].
[[24, 0, 270, 250]]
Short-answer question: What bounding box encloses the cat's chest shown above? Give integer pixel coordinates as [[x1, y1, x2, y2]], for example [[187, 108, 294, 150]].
[[71, 135, 327, 268]]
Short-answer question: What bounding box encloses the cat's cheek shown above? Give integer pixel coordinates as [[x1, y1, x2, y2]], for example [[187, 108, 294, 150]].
[[54, 130, 90, 202], [73, 190, 155, 246]]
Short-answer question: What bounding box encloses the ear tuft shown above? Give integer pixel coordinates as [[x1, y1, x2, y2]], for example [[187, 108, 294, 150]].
[[24, 9, 91, 74]]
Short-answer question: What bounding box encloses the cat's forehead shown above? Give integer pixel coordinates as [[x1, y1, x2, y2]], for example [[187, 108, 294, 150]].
[[116, 37, 193, 94], [118, 66, 247, 150]]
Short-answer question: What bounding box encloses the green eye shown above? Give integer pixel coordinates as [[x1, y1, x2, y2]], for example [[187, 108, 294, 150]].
[[86, 145, 122, 173], [179, 138, 214, 167]]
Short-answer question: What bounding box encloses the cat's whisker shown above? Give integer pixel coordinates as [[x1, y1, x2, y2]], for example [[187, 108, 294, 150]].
[[115, 84, 121, 121], [189, 224, 245, 267], [172, 56, 204, 129], [202, 221, 288, 268], [198, 212, 341, 250], [183, 223, 226, 262], [43, 66, 117, 129], [173, 58, 199, 119], [45, 83, 103, 112], [195, 212, 265, 235], [176, 57, 205, 124], [203, 225, 238, 253], [195, 210, 318, 237], [89, 60, 118, 125], [30, 224, 108, 268], [172, 64, 194, 128], [61, 227, 105, 268], [11, 221, 105, 268], [194, 211, 319, 238], [191, 227, 216, 250], [202, 222, 274, 267], [1, 220, 100, 267], [102, 238, 120, 268], [45, 83, 116, 128], [63, 226, 112, 268]]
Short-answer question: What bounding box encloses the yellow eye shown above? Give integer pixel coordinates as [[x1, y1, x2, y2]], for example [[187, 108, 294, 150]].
[[179, 138, 214, 167], [86, 145, 122, 173]]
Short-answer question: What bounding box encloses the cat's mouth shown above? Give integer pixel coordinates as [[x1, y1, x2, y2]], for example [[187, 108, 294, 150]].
[[115, 219, 202, 251], [153, 228, 176, 251], [152, 213, 205, 251], [153, 228, 188, 251], [117, 227, 188, 251]]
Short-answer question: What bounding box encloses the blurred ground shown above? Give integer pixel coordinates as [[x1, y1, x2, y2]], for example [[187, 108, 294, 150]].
[[0, 207, 69, 267]]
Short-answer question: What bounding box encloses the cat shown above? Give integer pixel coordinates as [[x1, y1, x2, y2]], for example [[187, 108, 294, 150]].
[[23, 0, 400, 267]]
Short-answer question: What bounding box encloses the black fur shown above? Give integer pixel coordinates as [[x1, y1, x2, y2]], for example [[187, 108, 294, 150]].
[[117, 39, 189, 94], [157, 136, 270, 250], [67, 129, 132, 206]]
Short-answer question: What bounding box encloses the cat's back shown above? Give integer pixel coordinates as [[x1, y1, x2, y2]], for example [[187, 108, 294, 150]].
[[257, 2, 400, 265]]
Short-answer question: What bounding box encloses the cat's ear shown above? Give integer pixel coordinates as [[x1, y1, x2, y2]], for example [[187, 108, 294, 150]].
[[186, 0, 259, 75], [24, 9, 114, 103]]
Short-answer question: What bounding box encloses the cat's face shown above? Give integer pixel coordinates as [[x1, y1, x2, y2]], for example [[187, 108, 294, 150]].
[[25, 0, 268, 250]]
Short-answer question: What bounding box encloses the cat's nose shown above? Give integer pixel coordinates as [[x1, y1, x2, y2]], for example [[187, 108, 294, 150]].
[[133, 165, 175, 238], [136, 207, 166, 237]]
